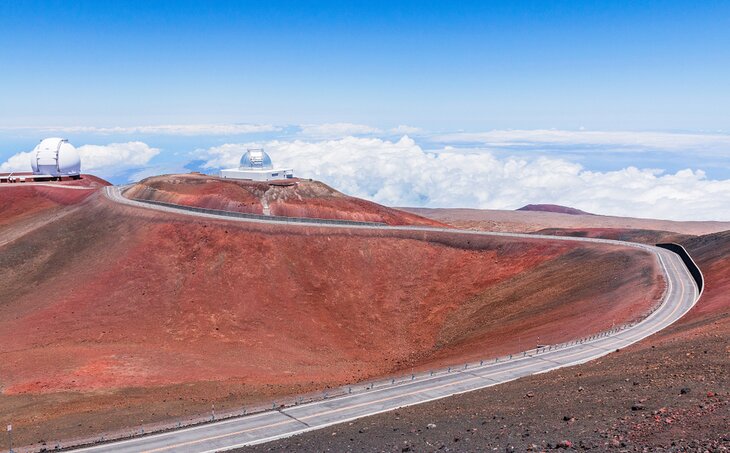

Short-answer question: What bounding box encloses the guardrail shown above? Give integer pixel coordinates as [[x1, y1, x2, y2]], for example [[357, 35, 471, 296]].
[[129, 197, 388, 227], [656, 242, 704, 295]]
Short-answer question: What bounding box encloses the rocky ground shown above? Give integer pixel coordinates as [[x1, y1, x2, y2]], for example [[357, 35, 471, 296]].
[[242, 331, 728, 452], [239, 228, 730, 452]]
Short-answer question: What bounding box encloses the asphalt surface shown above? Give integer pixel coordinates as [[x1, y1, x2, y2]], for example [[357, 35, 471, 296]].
[[68, 186, 700, 453]]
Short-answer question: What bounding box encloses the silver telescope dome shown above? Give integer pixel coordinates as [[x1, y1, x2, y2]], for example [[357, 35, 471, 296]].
[[240, 149, 273, 170]]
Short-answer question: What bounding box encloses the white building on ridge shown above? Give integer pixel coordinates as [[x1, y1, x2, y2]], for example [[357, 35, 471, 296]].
[[31, 138, 81, 177], [219, 148, 293, 181]]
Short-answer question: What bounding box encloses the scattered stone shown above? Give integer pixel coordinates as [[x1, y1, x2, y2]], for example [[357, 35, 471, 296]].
[[556, 440, 573, 449], [526, 391, 535, 398], [427, 423, 437, 429], [631, 404, 644, 411]]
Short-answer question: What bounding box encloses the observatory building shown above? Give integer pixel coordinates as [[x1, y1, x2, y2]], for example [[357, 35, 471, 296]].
[[219, 148, 294, 181], [1, 137, 81, 183], [31, 138, 81, 178]]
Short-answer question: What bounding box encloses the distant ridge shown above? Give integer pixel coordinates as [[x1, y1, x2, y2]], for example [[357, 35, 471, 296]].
[[517, 204, 593, 216]]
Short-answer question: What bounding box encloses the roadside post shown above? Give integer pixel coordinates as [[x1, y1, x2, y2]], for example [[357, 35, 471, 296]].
[[7, 424, 12, 453]]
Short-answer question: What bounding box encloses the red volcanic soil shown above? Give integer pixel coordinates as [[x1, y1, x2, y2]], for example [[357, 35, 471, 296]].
[[405, 206, 730, 235], [0, 175, 107, 220], [0, 175, 109, 248], [0, 189, 663, 448], [517, 203, 593, 215], [125, 173, 441, 226], [248, 229, 730, 452]]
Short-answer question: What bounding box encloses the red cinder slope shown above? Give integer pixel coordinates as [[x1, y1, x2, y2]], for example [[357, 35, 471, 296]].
[[0, 175, 109, 248], [239, 229, 730, 452], [125, 173, 443, 226], [0, 188, 663, 447]]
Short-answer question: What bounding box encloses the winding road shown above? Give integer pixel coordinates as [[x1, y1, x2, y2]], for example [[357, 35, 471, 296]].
[[69, 186, 700, 453]]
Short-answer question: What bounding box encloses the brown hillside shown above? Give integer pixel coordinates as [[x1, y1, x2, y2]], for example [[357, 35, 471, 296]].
[[0, 187, 663, 448], [517, 204, 592, 215], [0, 175, 109, 248], [125, 173, 442, 226], [405, 206, 730, 235]]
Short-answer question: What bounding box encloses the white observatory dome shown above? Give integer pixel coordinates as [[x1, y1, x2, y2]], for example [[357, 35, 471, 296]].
[[30, 138, 81, 177], [240, 149, 273, 170]]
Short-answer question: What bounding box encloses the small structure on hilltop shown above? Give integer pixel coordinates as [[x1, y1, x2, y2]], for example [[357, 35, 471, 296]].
[[219, 148, 293, 182], [31, 138, 81, 178], [1, 137, 81, 183]]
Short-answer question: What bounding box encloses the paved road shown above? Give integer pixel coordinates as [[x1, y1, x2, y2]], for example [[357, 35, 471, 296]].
[[69, 187, 700, 453]]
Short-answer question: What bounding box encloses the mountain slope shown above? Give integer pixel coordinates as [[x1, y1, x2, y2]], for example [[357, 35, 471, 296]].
[[0, 183, 663, 448], [125, 173, 442, 226]]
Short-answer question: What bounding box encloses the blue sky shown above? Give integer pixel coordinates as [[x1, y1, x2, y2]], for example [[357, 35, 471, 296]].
[[2, 1, 729, 129], [2, 1, 730, 220]]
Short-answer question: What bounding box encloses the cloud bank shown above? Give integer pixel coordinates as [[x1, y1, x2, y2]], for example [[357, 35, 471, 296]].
[[433, 129, 730, 154], [3, 128, 729, 221], [201, 136, 730, 221]]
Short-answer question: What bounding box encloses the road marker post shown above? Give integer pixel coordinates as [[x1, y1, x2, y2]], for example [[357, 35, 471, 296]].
[[7, 424, 12, 453]]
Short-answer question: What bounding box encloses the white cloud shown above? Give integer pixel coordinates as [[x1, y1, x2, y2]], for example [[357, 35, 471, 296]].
[[0, 151, 34, 172], [201, 136, 730, 221], [1, 142, 160, 179], [77, 142, 160, 177], [4, 124, 280, 136], [433, 129, 730, 153], [298, 123, 382, 138]]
